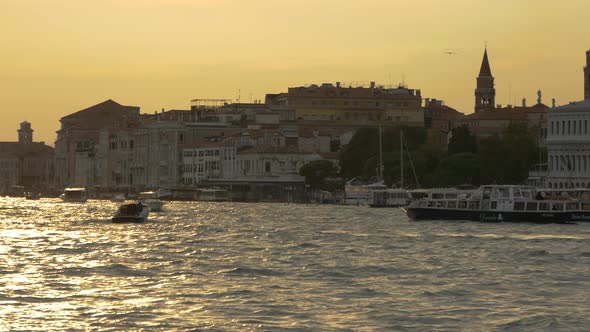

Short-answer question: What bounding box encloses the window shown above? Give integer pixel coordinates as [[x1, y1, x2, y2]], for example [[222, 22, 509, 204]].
[[526, 202, 538, 211], [514, 202, 525, 211], [265, 161, 271, 173]]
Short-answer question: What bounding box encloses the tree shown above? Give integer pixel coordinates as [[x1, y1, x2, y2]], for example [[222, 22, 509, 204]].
[[433, 153, 481, 186], [299, 160, 341, 191], [448, 125, 477, 155]]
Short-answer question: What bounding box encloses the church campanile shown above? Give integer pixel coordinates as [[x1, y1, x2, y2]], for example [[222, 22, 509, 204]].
[[475, 48, 496, 112]]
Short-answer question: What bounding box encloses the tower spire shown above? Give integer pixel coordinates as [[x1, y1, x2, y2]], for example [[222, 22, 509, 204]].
[[479, 48, 492, 77], [474, 47, 496, 112]]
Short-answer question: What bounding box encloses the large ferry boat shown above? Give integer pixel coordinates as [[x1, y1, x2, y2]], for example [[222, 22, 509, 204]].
[[403, 185, 590, 223]]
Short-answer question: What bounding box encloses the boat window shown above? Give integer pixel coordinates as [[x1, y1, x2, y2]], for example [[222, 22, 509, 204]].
[[419, 201, 427, 207], [427, 201, 433, 207], [583, 203, 590, 211], [436, 201, 445, 208], [551, 203, 564, 211], [526, 202, 538, 211], [513, 189, 522, 198], [523, 191, 532, 199], [445, 193, 457, 199], [514, 202, 525, 211], [432, 193, 444, 199], [490, 189, 498, 199], [498, 187, 511, 198], [458, 201, 467, 209], [447, 201, 457, 209], [539, 202, 550, 211], [566, 202, 580, 211], [468, 201, 479, 210], [490, 201, 497, 209]]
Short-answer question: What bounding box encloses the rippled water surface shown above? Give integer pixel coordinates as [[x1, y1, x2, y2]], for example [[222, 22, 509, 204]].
[[1, 198, 590, 331]]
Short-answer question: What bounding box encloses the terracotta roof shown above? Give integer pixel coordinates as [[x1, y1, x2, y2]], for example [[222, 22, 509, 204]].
[[60, 100, 141, 130], [462, 110, 527, 121], [0, 142, 54, 157]]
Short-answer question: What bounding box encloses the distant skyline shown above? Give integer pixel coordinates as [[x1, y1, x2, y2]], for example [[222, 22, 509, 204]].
[[1, 0, 589, 144]]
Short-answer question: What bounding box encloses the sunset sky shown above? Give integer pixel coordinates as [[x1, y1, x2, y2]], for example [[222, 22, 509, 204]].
[[1, 0, 589, 144]]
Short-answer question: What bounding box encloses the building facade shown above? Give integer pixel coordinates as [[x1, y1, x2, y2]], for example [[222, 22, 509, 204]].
[[267, 82, 424, 127], [544, 50, 590, 189], [545, 100, 590, 188], [0, 122, 54, 194]]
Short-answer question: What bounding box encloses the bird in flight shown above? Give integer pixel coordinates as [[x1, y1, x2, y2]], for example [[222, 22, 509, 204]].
[[443, 51, 457, 55]]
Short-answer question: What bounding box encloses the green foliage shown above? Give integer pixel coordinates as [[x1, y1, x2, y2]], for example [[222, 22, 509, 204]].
[[448, 125, 477, 155], [339, 126, 427, 183], [433, 153, 481, 187], [299, 160, 341, 191], [338, 122, 541, 187]]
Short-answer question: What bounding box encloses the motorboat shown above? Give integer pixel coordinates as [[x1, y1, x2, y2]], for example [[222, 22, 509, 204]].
[[138, 191, 165, 212], [369, 188, 411, 208], [112, 202, 150, 223], [403, 185, 590, 223], [110, 193, 126, 202], [25, 192, 41, 200], [196, 189, 229, 202], [344, 179, 386, 206], [60, 188, 88, 202]]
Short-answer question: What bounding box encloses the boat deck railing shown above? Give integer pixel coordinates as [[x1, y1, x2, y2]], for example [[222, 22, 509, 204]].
[[415, 198, 590, 212]]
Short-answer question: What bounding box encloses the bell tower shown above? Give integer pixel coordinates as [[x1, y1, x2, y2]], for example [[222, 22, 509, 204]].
[[18, 121, 33, 144], [584, 49, 589, 100], [475, 48, 496, 112]]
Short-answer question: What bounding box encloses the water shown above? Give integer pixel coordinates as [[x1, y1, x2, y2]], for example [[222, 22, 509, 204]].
[[1, 198, 589, 331]]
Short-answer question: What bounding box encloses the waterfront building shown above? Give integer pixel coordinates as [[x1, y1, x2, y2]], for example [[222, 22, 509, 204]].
[[266, 82, 424, 127], [54, 99, 141, 189], [422, 98, 465, 145], [542, 50, 590, 189], [0, 122, 54, 194]]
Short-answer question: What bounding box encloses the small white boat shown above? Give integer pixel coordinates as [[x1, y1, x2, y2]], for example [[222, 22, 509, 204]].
[[197, 189, 229, 202], [138, 191, 165, 212], [110, 193, 126, 202], [112, 203, 150, 223], [60, 188, 88, 202]]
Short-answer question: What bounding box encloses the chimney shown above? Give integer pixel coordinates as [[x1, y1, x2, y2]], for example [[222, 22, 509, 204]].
[[370, 81, 375, 89], [416, 89, 422, 98], [336, 82, 341, 88], [522, 98, 527, 107]]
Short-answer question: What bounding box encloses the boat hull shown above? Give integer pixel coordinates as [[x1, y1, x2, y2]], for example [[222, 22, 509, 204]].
[[142, 200, 164, 212], [403, 207, 590, 224], [112, 203, 149, 223], [112, 216, 147, 223]]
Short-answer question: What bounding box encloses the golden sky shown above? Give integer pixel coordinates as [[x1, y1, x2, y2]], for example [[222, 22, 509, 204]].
[[1, 0, 589, 144]]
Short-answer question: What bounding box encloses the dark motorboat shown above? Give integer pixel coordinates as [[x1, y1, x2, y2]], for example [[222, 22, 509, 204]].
[[112, 203, 150, 223], [25, 192, 41, 200], [403, 185, 590, 224]]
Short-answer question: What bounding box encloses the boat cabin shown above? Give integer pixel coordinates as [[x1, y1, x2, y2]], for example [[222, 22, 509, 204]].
[[413, 185, 590, 213]]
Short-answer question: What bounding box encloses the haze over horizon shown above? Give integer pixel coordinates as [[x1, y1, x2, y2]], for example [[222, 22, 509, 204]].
[[1, 0, 589, 144]]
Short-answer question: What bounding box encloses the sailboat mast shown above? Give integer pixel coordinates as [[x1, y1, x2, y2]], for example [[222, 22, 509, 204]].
[[400, 129, 404, 188], [379, 125, 383, 181]]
